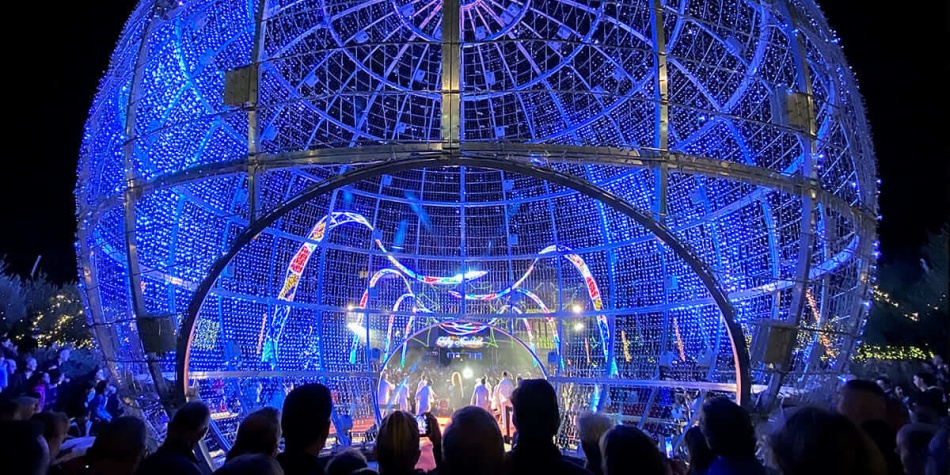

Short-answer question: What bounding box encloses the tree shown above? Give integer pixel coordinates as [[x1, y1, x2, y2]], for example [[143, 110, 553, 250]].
[[865, 225, 949, 356], [0, 259, 27, 326], [10, 273, 92, 350]]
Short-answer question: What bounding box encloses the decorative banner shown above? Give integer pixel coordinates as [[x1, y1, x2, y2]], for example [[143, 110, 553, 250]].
[[435, 335, 485, 349]]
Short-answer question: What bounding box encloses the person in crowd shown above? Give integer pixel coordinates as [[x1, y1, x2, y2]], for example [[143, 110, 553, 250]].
[[137, 401, 211, 475], [86, 416, 148, 475], [0, 418, 50, 475], [505, 379, 591, 475], [376, 411, 427, 475], [416, 378, 436, 416], [27, 370, 50, 411], [493, 372, 514, 442], [326, 448, 369, 475], [90, 380, 115, 432], [5, 393, 42, 420], [874, 375, 911, 431], [576, 411, 613, 475], [836, 379, 903, 475], [57, 378, 95, 436], [926, 426, 948, 475], [683, 425, 713, 475], [227, 407, 281, 461], [768, 406, 886, 475], [599, 425, 666, 475], [930, 355, 949, 389], [8, 355, 38, 393], [277, 383, 334, 475], [43, 347, 71, 372], [1, 335, 17, 354], [912, 372, 948, 414], [0, 351, 11, 390], [909, 390, 950, 425], [32, 411, 70, 464], [441, 406, 504, 475], [45, 367, 65, 411], [471, 377, 491, 412], [896, 423, 939, 475], [215, 454, 286, 475], [914, 371, 945, 398], [699, 397, 766, 475]]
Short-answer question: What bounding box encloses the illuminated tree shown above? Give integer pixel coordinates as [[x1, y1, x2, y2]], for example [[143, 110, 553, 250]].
[[865, 225, 949, 356], [0, 259, 27, 325], [10, 275, 91, 349]]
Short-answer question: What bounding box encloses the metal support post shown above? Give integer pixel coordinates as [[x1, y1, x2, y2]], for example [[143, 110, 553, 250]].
[[441, 0, 462, 151]]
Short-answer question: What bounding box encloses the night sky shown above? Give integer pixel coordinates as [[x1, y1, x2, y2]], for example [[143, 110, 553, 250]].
[[1, 1, 947, 284]]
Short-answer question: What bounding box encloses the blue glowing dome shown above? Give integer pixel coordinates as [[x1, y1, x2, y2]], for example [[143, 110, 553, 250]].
[[77, 0, 877, 459]]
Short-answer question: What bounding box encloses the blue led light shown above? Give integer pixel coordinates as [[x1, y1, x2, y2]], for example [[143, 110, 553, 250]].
[[77, 0, 876, 456]]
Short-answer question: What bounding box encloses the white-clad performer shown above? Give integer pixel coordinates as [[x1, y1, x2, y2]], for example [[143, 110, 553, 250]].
[[471, 377, 491, 411], [394, 382, 409, 412], [416, 378, 436, 415], [493, 371, 515, 439], [377, 373, 393, 413]]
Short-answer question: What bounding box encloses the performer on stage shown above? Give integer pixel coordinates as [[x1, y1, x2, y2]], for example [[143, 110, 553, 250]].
[[493, 371, 515, 441], [471, 377, 491, 411], [377, 373, 392, 414], [394, 381, 409, 412], [415, 377, 436, 415]]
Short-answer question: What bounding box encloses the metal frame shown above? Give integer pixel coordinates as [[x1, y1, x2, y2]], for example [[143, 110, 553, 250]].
[[174, 156, 753, 408], [86, 143, 875, 241]]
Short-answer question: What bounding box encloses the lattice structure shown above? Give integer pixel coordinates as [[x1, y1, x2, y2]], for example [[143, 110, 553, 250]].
[[77, 0, 877, 463]]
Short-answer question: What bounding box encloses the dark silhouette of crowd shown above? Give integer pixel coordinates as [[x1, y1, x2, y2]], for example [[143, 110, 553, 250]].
[[2, 339, 948, 475]]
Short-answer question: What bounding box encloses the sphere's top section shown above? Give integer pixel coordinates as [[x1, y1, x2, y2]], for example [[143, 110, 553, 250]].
[[77, 0, 875, 211]]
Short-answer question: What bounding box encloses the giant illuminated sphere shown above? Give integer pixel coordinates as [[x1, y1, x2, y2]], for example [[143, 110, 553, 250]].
[[77, 0, 877, 459]]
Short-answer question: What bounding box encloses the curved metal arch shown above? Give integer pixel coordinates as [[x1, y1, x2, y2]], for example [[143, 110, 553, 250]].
[[174, 156, 752, 407]]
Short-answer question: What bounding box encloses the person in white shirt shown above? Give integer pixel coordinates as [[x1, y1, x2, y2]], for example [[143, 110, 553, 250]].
[[471, 377, 491, 411], [416, 379, 436, 415], [377, 373, 393, 414], [493, 371, 515, 440], [394, 382, 409, 412]]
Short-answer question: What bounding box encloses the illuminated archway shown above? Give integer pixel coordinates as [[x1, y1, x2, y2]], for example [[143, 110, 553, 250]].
[[175, 156, 752, 418]]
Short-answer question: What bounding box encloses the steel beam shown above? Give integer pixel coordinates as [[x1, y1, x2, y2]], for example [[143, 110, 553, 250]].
[[120, 5, 173, 411], [441, 0, 461, 149], [759, 0, 819, 411], [246, 0, 269, 222]]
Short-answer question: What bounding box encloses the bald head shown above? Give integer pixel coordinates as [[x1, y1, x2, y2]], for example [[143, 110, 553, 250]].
[[442, 406, 504, 475]]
